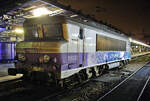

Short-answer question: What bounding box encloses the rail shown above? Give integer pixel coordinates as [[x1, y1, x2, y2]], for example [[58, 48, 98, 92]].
[[131, 52, 150, 59], [137, 76, 150, 101], [97, 62, 150, 101]]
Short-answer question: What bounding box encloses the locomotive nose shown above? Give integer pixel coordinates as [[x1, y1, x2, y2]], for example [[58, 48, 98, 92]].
[[9, 41, 66, 80]]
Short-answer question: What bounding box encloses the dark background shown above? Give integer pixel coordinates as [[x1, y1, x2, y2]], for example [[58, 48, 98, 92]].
[[58, 0, 150, 44], [0, 0, 150, 43]]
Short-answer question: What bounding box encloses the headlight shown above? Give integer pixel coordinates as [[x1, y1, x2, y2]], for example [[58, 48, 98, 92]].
[[43, 55, 50, 63], [18, 54, 26, 61]]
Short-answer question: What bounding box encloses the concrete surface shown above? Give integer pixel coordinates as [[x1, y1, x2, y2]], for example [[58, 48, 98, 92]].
[[0, 63, 22, 82]]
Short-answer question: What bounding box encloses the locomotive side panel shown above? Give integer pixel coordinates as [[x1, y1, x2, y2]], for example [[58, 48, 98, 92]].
[[61, 26, 97, 79], [84, 28, 96, 66], [61, 23, 80, 78], [96, 34, 130, 69], [8, 16, 131, 82], [61, 19, 131, 78]]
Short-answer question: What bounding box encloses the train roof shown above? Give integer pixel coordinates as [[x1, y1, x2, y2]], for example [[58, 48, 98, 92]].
[[24, 15, 129, 41]]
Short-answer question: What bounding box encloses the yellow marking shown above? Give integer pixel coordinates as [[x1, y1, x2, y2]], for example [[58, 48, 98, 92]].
[[62, 24, 69, 41], [16, 48, 61, 53], [16, 42, 64, 53], [17, 42, 62, 48]]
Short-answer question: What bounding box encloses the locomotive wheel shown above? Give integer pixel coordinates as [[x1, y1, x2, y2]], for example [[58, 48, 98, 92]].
[[125, 60, 129, 65], [94, 66, 99, 77], [76, 73, 82, 83], [119, 61, 126, 68], [55, 80, 64, 88], [126, 60, 129, 64], [86, 68, 93, 79], [98, 66, 105, 75], [123, 60, 127, 65], [103, 65, 109, 73], [79, 70, 88, 81], [72, 71, 86, 83]]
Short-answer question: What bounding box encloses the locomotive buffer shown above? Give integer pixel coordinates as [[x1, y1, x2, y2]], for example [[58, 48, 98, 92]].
[[97, 62, 150, 101]]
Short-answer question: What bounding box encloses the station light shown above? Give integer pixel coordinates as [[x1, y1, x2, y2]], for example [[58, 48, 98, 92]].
[[70, 14, 78, 18], [0, 27, 6, 32], [129, 38, 132, 42], [31, 7, 65, 17], [14, 28, 24, 34], [129, 38, 150, 48], [32, 7, 51, 17]]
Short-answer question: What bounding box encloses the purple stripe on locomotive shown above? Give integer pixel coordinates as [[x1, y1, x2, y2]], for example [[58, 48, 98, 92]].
[[24, 51, 130, 71], [22, 52, 86, 67], [61, 51, 130, 71]]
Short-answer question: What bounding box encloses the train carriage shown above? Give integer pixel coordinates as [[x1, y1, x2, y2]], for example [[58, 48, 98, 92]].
[[8, 15, 131, 83]]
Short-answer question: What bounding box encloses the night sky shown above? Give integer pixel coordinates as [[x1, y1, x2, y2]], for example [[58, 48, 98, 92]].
[[58, 0, 150, 43]]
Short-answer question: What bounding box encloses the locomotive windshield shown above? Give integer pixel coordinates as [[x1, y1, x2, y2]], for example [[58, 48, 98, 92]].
[[24, 23, 63, 41]]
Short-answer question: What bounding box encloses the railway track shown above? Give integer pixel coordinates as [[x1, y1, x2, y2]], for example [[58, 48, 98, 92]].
[[137, 76, 150, 101], [97, 62, 150, 101], [0, 68, 93, 101], [0, 78, 30, 98], [0, 79, 61, 101], [138, 76, 150, 101], [37, 80, 90, 101], [36, 66, 135, 101], [0, 77, 91, 101]]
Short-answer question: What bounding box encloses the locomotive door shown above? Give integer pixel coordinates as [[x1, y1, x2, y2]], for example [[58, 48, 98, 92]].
[[67, 24, 80, 69], [67, 26, 84, 69]]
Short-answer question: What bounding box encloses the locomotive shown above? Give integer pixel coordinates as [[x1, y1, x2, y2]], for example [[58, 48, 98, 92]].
[[8, 15, 131, 85]]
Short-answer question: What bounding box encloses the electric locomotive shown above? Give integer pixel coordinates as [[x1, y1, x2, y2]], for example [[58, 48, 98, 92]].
[[8, 15, 131, 84]]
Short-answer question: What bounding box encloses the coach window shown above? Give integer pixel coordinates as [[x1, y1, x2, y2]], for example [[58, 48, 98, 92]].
[[96, 34, 126, 51]]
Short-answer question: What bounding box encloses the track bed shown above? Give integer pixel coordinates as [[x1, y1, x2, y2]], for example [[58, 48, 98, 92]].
[[97, 62, 150, 101]]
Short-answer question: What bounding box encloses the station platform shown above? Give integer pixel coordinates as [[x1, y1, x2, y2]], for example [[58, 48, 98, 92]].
[[0, 63, 15, 76], [131, 52, 150, 58], [0, 63, 22, 83], [98, 62, 150, 101]]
